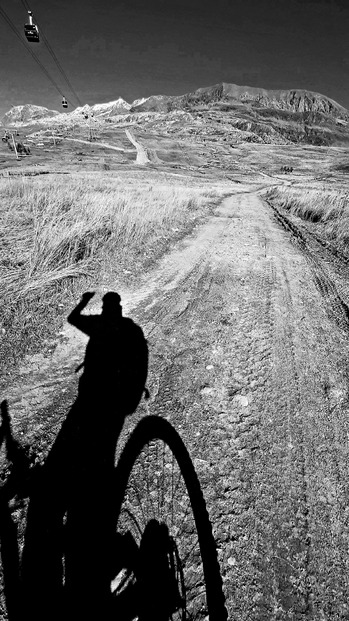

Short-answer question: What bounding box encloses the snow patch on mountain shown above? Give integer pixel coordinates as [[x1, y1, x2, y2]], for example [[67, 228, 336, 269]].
[[131, 97, 149, 108], [2, 104, 60, 126]]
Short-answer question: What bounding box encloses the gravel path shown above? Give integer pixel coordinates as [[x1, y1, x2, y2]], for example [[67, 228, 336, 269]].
[[65, 136, 126, 151], [129, 191, 349, 619], [125, 129, 150, 164], [2, 189, 349, 619]]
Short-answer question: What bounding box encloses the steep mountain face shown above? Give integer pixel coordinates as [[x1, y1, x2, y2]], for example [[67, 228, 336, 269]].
[[131, 97, 150, 108], [2, 104, 60, 126], [221, 83, 349, 118], [131, 82, 349, 120], [131, 94, 176, 113]]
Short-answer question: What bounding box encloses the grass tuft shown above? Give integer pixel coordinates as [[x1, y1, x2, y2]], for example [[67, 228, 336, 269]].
[[0, 173, 223, 371], [265, 186, 349, 250]]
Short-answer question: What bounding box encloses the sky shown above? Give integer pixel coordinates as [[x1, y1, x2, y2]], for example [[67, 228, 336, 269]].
[[0, 0, 349, 117]]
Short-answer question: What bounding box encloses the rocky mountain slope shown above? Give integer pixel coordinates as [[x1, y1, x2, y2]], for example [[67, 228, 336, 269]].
[[2, 83, 349, 147], [1, 104, 60, 125], [131, 83, 349, 119]]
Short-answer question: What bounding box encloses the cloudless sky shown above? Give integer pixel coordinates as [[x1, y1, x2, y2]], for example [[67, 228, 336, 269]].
[[0, 0, 349, 117]]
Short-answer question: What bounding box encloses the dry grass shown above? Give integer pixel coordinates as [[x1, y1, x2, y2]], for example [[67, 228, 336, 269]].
[[0, 173, 223, 370], [266, 185, 349, 250]]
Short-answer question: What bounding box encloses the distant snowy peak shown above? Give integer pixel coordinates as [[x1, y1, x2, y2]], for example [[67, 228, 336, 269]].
[[73, 98, 132, 118], [131, 97, 149, 108], [2, 104, 59, 126], [92, 98, 131, 115], [0, 98, 132, 125], [130, 95, 172, 113]]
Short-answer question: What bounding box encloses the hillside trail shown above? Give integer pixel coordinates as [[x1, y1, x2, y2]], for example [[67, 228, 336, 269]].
[[64, 131, 149, 161], [64, 137, 127, 151], [3, 184, 349, 618], [125, 129, 150, 164], [1, 183, 260, 426]]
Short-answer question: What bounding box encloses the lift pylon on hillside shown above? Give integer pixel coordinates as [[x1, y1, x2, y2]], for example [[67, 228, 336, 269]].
[[3, 132, 31, 159], [11, 134, 19, 160]]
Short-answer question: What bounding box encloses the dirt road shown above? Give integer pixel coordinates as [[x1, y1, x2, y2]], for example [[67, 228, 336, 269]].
[[125, 129, 150, 164], [3, 188, 349, 619], [65, 137, 127, 151]]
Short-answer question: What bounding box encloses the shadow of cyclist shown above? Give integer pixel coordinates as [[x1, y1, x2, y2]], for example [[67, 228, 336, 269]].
[[0, 400, 33, 621], [70, 290, 148, 416], [57, 291, 149, 471], [21, 291, 148, 620]]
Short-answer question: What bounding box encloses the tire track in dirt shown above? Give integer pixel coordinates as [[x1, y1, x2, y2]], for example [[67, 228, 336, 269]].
[[3, 190, 349, 620], [111, 194, 282, 619], [273, 266, 311, 616], [127, 193, 319, 619], [265, 198, 349, 333], [132, 191, 349, 620], [1, 196, 241, 436], [264, 195, 349, 619]]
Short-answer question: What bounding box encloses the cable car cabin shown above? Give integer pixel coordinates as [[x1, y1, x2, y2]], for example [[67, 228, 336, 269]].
[[24, 12, 39, 42], [24, 24, 39, 42], [62, 98, 68, 109]]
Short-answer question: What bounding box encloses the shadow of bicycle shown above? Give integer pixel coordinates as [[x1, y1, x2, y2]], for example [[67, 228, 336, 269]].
[[0, 291, 227, 621]]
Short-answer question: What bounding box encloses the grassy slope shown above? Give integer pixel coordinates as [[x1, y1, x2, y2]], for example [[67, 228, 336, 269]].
[[266, 185, 349, 255], [0, 172, 227, 375]]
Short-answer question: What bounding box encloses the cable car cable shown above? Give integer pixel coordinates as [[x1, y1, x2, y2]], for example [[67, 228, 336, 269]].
[[19, 0, 82, 107], [20, 0, 82, 107], [0, 4, 73, 106], [37, 31, 82, 107], [0, 5, 69, 103]]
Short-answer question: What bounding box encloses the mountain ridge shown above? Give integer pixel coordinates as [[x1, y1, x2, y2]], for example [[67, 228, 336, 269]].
[[1, 82, 349, 148], [2, 82, 348, 126], [1, 104, 60, 125], [130, 83, 349, 119]]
